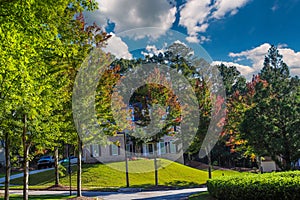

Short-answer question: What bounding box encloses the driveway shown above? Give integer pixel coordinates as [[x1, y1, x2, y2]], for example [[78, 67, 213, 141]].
[[7, 188, 207, 200]]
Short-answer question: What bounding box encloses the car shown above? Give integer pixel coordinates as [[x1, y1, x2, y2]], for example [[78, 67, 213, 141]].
[[37, 156, 54, 169], [59, 156, 78, 165]]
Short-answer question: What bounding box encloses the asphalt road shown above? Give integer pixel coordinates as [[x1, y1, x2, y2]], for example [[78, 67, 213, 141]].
[[7, 188, 207, 200]]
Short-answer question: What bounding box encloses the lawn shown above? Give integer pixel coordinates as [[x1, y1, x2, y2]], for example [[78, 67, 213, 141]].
[[9, 159, 242, 189], [0, 194, 80, 200], [189, 191, 216, 200], [0, 171, 19, 178]]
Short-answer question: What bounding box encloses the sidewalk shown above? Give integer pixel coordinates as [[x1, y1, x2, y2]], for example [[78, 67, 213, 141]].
[[0, 168, 53, 185], [4, 187, 208, 200]]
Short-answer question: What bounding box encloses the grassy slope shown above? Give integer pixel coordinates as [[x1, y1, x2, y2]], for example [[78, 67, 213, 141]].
[[4, 194, 77, 200], [189, 191, 216, 200], [10, 159, 242, 189]]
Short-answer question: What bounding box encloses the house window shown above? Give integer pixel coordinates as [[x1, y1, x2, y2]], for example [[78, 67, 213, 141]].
[[148, 144, 154, 154], [126, 143, 133, 156], [111, 144, 119, 156], [170, 141, 176, 154], [159, 142, 166, 154], [90, 144, 101, 157]]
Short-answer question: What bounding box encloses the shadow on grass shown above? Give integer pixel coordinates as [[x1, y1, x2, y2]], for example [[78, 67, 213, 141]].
[[189, 191, 216, 200], [9, 194, 75, 200], [165, 180, 201, 187]]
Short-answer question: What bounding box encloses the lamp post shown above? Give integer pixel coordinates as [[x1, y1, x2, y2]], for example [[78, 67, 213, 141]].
[[67, 144, 72, 195], [123, 132, 129, 187]]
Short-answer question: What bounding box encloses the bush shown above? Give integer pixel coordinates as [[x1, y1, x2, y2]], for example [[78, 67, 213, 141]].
[[207, 171, 300, 200]]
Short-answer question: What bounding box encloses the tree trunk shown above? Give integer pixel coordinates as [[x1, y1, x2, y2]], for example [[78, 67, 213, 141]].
[[257, 156, 263, 173], [283, 135, 292, 170], [22, 114, 30, 200], [77, 139, 82, 197], [207, 147, 212, 179], [54, 146, 59, 186], [4, 132, 10, 200], [154, 142, 158, 186]]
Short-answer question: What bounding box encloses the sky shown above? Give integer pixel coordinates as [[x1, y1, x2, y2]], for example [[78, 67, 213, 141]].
[[84, 0, 300, 80]]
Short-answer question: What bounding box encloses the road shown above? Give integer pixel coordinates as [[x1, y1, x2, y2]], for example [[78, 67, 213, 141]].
[[7, 188, 207, 200]]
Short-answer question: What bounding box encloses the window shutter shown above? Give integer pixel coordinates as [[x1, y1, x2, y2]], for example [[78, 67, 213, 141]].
[[90, 145, 93, 157], [109, 145, 112, 156], [98, 144, 101, 157], [118, 146, 121, 155]]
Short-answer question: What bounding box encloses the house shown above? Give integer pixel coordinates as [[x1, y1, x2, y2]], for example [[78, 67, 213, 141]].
[[294, 159, 300, 169], [260, 156, 283, 172], [83, 133, 184, 164], [261, 157, 277, 172]]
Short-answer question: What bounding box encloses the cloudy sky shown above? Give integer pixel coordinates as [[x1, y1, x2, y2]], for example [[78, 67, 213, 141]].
[[85, 0, 300, 80]]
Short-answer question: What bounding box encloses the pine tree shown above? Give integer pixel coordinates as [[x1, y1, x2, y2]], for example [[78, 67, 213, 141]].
[[241, 45, 300, 170]]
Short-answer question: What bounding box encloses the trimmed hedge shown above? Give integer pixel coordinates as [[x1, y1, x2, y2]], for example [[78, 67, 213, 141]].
[[207, 171, 300, 200]]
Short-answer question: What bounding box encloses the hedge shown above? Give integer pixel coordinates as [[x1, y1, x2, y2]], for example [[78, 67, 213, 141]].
[[207, 171, 300, 200]]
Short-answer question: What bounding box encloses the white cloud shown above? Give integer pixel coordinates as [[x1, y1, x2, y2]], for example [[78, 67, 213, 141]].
[[186, 36, 200, 43], [179, 0, 211, 42], [279, 48, 300, 76], [179, 0, 251, 43], [85, 0, 176, 39], [271, 1, 279, 12], [212, 0, 250, 19], [174, 40, 188, 47], [223, 43, 300, 79], [103, 33, 132, 59], [141, 45, 166, 57], [229, 43, 271, 71], [212, 61, 255, 80], [141, 40, 195, 58]]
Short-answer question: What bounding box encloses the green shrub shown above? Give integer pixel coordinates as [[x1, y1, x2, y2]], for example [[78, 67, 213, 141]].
[[207, 171, 300, 200]]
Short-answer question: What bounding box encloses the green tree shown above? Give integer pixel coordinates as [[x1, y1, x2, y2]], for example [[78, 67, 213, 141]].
[[0, 1, 99, 199], [241, 45, 300, 170]]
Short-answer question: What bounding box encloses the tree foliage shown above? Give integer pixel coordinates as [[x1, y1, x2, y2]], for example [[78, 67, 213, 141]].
[[240, 45, 300, 170]]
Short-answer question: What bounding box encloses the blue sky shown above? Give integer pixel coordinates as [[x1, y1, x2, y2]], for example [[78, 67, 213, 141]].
[[85, 0, 300, 79]]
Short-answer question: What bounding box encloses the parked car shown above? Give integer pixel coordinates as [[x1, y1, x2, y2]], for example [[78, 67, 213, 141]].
[[37, 156, 54, 169], [59, 156, 78, 165]]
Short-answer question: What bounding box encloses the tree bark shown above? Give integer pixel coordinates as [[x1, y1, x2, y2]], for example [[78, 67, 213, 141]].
[[54, 146, 59, 186], [77, 139, 82, 197], [23, 114, 29, 200], [154, 142, 158, 186], [4, 132, 10, 200], [283, 133, 292, 170], [207, 147, 212, 179]]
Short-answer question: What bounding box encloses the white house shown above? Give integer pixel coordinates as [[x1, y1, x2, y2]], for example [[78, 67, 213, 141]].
[[83, 133, 184, 164]]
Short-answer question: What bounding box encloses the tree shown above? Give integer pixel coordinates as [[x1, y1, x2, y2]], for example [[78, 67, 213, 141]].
[[111, 42, 225, 182], [240, 45, 300, 170], [214, 64, 253, 168], [0, 1, 99, 199]]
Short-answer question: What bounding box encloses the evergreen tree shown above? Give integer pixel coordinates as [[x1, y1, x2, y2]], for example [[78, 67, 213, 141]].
[[241, 45, 300, 170]]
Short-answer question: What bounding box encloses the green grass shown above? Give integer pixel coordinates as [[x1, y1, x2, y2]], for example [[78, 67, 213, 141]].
[[0, 194, 77, 200], [189, 191, 216, 200], [0, 171, 20, 178], [9, 159, 243, 189]]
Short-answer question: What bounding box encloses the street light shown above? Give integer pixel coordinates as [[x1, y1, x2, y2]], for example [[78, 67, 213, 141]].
[[123, 132, 129, 187], [67, 144, 72, 195]]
